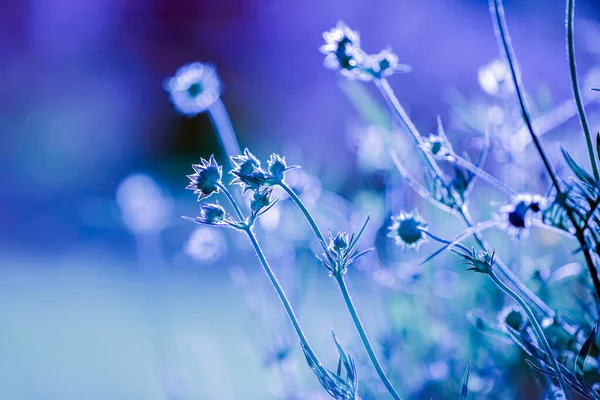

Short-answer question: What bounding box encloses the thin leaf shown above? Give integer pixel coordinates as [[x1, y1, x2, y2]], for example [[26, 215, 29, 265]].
[[561, 146, 596, 187], [460, 360, 471, 400], [575, 324, 597, 382]]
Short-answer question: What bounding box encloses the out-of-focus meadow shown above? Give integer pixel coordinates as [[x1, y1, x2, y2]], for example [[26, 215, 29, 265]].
[[2, 0, 600, 399]]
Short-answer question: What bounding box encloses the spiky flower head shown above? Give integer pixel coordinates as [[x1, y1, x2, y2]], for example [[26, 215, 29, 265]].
[[453, 246, 495, 275], [267, 153, 295, 181], [248, 188, 278, 224], [186, 155, 222, 200], [183, 202, 225, 225], [498, 305, 526, 332], [388, 211, 428, 249], [320, 217, 371, 276], [496, 193, 547, 237], [164, 62, 221, 116], [230, 149, 268, 192]]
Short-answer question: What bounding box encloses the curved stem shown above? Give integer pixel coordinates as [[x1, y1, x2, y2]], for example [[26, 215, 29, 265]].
[[207, 99, 242, 169], [489, 0, 600, 308], [244, 227, 321, 364], [336, 275, 403, 400], [489, 269, 572, 400], [278, 182, 328, 246], [490, 0, 561, 192], [216, 182, 245, 221], [279, 180, 403, 399], [567, 0, 599, 180]]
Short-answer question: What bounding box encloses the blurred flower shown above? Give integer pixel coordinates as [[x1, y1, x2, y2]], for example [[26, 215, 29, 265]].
[[495, 194, 547, 236], [267, 153, 296, 181], [116, 174, 172, 234], [478, 59, 514, 96], [164, 62, 221, 116], [320, 21, 368, 80], [388, 211, 428, 249], [421, 134, 452, 158], [369, 49, 410, 79], [497, 305, 526, 332], [187, 155, 222, 200], [184, 226, 227, 263]]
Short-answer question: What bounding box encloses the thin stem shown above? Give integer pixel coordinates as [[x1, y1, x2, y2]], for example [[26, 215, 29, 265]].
[[490, 0, 600, 301], [375, 79, 450, 187], [278, 182, 328, 246], [446, 153, 518, 195], [245, 227, 320, 364], [207, 99, 242, 169], [490, 0, 561, 192], [567, 0, 599, 180], [279, 180, 403, 399], [489, 269, 572, 400], [336, 275, 403, 400], [216, 182, 245, 221]]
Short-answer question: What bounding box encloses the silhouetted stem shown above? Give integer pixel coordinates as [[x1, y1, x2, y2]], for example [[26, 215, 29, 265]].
[[489, 269, 571, 400], [279, 180, 403, 400], [566, 0, 599, 180], [336, 274, 403, 400], [490, 0, 600, 302]]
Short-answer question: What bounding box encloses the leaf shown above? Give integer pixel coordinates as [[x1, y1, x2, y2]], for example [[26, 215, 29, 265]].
[[592, 88, 600, 92], [460, 360, 471, 400], [561, 146, 596, 187], [575, 324, 597, 382]]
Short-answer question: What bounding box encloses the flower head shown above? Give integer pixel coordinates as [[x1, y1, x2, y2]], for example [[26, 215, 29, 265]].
[[267, 153, 296, 181], [495, 194, 547, 237], [230, 149, 268, 192], [320, 217, 372, 276], [388, 211, 428, 249], [369, 49, 409, 79], [184, 202, 226, 225], [453, 246, 495, 275], [498, 305, 526, 332], [164, 62, 221, 116], [186, 155, 222, 200], [249, 187, 278, 223]]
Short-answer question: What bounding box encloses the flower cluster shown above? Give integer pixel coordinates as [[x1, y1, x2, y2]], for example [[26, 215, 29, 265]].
[[319, 218, 371, 277], [320, 21, 409, 81], [495, 194, 547, 236], [230, 149, 296, 193], [388, 211, 428, 249], [164, 62, 221, 116]]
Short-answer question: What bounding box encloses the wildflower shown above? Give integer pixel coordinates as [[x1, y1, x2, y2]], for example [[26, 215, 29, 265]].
[[497, 305, 526, 332], [388, 211, 428, 249], [320, 21, 368, 80], [453, 246, 495, 275], [495, 194, 547, 236], [197, 203, 225, 224], [320, 217, 371, 276], [369, 48, 409, 79], [230, 149, 268, 192], [248, 187, 279, 225], [186, 155, 222, 200], [164, 62, 221, 116], [267, 153, 296, 181], [421, 134, 452, 158]]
